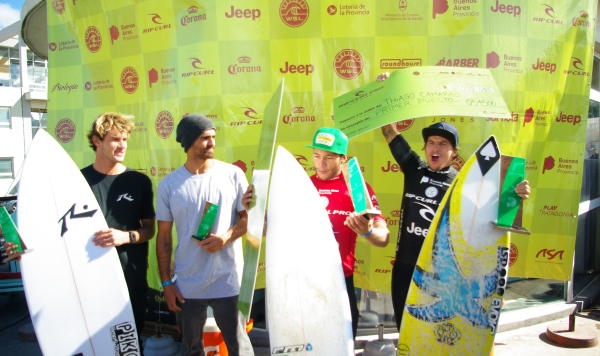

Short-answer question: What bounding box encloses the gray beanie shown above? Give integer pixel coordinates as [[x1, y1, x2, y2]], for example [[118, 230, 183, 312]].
[[176, 114, 215, 151]]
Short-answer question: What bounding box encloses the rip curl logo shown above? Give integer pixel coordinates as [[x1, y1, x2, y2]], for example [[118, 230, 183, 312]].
[[111, 322, 140, 355], [58, 203, 98, 237], [532, 4, 564, 25]]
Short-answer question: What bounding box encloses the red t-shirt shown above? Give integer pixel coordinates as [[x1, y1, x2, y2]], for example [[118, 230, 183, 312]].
[[310, 173, 385, 277]]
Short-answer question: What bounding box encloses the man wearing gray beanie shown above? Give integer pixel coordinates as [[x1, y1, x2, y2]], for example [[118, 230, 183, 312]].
[[156, 114, 254, 355], [175, 113, 216, 152]]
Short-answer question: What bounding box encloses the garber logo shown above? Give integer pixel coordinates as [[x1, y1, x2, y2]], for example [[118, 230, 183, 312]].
[[279, 0, 309, 27], [120, 66, 139, 94], [55, 118, 76, 143], [535, 248, 565, 261], [155, 110, 174, 139], [84, 26, 102, 53], [334, 49, 363, 79]]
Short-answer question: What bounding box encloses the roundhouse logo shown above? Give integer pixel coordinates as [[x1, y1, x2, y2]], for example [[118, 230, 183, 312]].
[[326, 5, 337, 15], [279, 0, 309, 27], [120, 66, 139, 94], [84, 26, 102, 53], [49, 42, 57, 52], [55, 119, 76, 143], [52, 0, 66, 14], [155, 110, 174, 139], [333, 49, 363, 80]]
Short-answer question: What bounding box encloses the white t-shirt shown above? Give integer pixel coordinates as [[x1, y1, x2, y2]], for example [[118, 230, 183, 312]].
[[156, 160, 248, 299]]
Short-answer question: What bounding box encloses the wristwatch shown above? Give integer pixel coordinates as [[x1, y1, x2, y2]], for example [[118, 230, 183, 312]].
[[161, 274, 177, 288], [129, 231, 136, 244]]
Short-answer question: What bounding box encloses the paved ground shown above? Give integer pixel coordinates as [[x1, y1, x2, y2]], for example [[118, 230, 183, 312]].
[[1, 290, 599, 355]]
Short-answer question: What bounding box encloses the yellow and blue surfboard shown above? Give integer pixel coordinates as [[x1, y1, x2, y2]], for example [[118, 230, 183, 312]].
[[398, 136, 510, 355]]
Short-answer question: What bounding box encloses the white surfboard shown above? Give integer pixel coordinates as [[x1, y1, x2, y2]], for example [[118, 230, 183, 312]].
[[265, 145, 354, 355], [17, 130, 140, 355]]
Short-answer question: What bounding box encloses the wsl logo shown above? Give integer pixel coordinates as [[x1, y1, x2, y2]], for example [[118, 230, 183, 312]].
[[110, 322, 140, 355]]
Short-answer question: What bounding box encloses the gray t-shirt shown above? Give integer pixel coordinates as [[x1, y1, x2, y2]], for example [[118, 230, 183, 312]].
[[156, 160, 248, 299]]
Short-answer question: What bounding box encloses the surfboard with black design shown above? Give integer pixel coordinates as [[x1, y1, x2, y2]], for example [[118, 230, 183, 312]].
[[17, 130, 140, 355], [397, 136, 510, 355]]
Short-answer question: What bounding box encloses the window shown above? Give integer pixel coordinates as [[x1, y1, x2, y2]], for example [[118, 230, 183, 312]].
[[0, 107, 10, 128], [0, 158, 14, 178], [31, 111, 47, 137]]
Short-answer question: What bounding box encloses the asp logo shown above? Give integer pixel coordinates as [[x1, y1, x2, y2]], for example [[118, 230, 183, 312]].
[[535, 248, 565, 261]]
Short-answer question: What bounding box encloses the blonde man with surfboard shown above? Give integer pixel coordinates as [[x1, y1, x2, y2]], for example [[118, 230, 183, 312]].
[[306, 127, 390, 339], [156, 114, 254, 356], [378, 69, 531, 333], [82, 112, 156, 350]]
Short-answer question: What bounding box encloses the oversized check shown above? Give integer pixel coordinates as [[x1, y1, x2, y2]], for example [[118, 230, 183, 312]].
[[333, 66, 510, 138]]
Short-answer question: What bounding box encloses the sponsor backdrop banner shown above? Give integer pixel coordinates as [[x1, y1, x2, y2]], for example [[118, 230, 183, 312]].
[[46, 0, 597, 296]]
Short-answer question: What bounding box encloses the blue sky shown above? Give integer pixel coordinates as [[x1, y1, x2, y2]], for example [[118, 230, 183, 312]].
[[0, 0, 24, 29]]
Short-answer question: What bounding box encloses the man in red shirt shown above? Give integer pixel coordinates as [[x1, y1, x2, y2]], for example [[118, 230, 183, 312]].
[[306, 127, 389, 339]]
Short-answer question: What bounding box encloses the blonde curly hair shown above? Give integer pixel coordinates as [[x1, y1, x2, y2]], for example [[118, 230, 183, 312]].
[[87, 112, 134, 151]]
